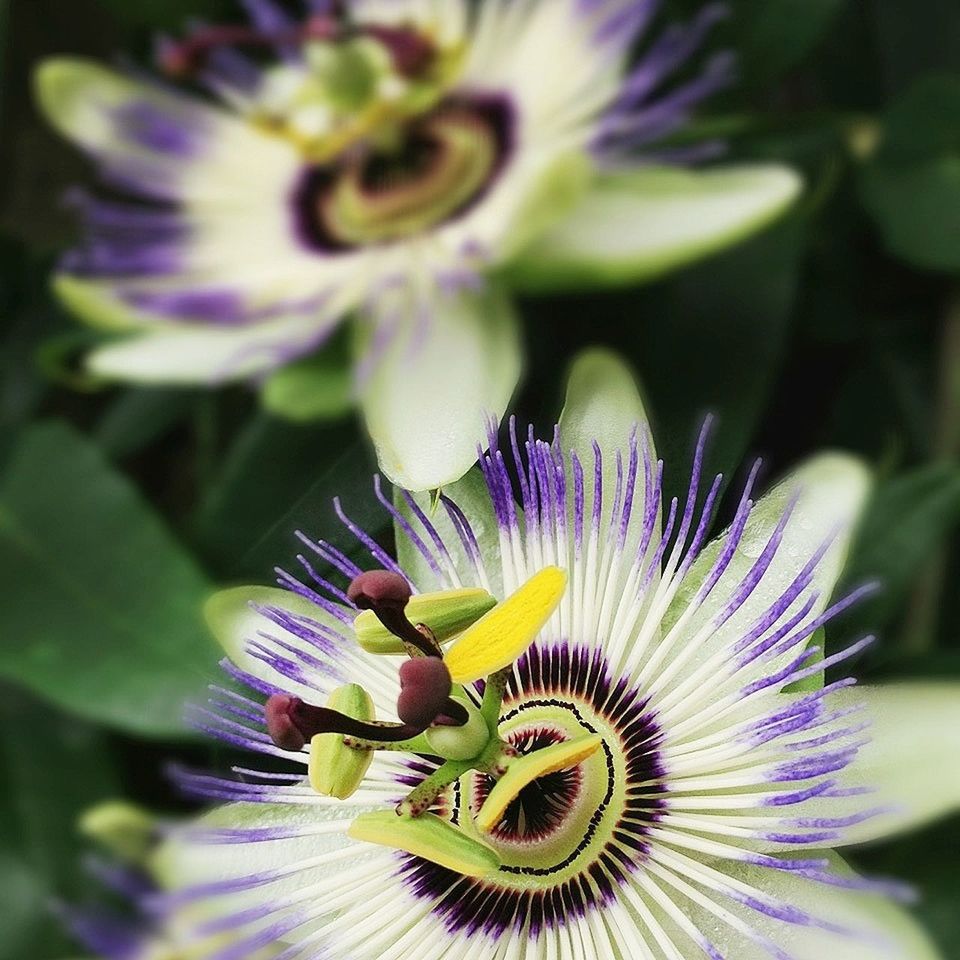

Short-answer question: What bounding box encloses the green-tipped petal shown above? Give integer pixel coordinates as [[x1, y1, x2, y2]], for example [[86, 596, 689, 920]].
[[353, 587, 497, 654], [677, 852, 940, 959], [86, 314, 332, 386], [818, 683, 960, 846], [665, 453, 872, 642], [359, 286, 522, 492], [475, 734, 603, 833], [393, 467, 506, 597], [508, 164, 802, 293], [443, 567, 567, 683], [204, 585, 347, 699], [348, 811, 500, 877], [559, 348, 658, 569], [309, 684, 375, 799]]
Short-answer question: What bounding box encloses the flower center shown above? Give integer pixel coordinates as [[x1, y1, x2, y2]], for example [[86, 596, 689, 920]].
[[399, 643, 669, 935], [471, 726, 583, 844], [293, 95, 514, 252]]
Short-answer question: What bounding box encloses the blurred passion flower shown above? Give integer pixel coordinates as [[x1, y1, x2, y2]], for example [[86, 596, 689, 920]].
[[36, 0, 801, 490], [139, 350, 955, 960]]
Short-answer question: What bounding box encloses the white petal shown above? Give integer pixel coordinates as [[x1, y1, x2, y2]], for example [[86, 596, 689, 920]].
[[558, 346, 659, 568], [509, 164, 803, 293], [85, 312, 334, 385], [661, 852, 941, 959], [817, 683, 960, 846], [359, 287, 522, 492], [393, 468, 505, 598], [666, 452, 872, 668]]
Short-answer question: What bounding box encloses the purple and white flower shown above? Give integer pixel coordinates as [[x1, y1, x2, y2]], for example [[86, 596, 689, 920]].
[[37, 0, 801, 490], [139, 351, 956, 960]]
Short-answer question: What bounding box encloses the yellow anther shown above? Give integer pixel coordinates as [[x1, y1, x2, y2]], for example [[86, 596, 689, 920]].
[[475, 734, 603, 834], [348, 811, 501, 877], [443, 567, 567, 684]]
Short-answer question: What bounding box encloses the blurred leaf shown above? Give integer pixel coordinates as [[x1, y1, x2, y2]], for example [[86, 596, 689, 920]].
[[634, 214, 805, 501], [732, 0, 846, 85], [94, 0, 231, 29], [860, 75, 960, 272], [94, 388, 198, 461], [259, 339, 353, 423], [0, 687, 121, 959], [840, 463, 960, 634], [193, 413, 383, 580], [0, 422, 218, 735], [873, 0, 960, 94]]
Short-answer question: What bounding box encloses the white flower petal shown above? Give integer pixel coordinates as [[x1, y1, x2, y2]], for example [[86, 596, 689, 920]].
[[665, 852, 941, 959], [359, 287, 522, 492], [509, 164, 803, 293], [813, 683, 960, 846], [393, 468, 505, 598], [665, 452, 872, 676], [85, 313, 334, 385]]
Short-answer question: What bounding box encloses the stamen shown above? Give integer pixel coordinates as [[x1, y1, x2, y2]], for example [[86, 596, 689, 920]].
[[265, 693, 422, 750], [397, 657, 454, 727], [158, 16, 337, 77], [348, 570, 442, 658]]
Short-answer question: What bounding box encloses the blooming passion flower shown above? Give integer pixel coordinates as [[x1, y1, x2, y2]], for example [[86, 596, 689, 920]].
[[36, 0, 801, 490], [141, 351, 958, 960]]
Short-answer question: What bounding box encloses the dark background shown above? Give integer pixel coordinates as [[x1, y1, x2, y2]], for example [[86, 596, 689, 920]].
[[2, 0, 960, 955]]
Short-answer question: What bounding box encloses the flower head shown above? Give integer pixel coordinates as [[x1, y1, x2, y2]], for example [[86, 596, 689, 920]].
[[147, 351, 947, 960], [37, 0, 801, 490]]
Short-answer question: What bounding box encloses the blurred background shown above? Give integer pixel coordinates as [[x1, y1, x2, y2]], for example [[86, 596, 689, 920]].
[[2, 0, 960, 956]]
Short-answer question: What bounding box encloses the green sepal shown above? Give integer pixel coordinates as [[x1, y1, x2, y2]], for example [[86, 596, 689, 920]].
[[309, 684, 375, 799], [348, 810, 501, 877], [353, 587, 496, 654]]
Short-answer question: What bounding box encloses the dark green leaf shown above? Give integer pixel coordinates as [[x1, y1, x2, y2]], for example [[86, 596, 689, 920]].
[[853, 815, 960, 958], [732, 0, 845, 85], [860, 75, 960, 272], [634, 215, 806, 501], [193, 414, 384, 580], [0, 422, 218, 735], [840, 462, 960, 634], [0, 687, 122, 959], [94, 388, 198, 461]]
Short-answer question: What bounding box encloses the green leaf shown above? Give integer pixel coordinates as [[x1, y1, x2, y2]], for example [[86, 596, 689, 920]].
[[733, 0, 846, 85], [95, 0, 232, 30], [634, 215, 806, 502], [854, 816, 960, 958], [860, 75, 960, 272], [840, 463, 960, 633], [260, 339, 353, 423], [0, 422, 218, 735], [193, 413, 382, 580], [0, 687, 122, 960], [93, 388, 198, 460]]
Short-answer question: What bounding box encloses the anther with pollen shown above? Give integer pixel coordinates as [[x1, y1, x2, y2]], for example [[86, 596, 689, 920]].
[[265, 570, 470, 753]]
